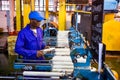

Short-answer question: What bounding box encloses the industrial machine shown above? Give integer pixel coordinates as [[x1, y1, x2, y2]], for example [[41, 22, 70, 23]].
[[0, 30, 73, 80], [41, 20, 58, 47], [68, 27, 117, 80], [0, 0, 118, 79], [0, 26, 118, 80]]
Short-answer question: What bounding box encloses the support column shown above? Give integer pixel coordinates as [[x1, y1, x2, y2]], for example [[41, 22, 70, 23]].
[[45, 0, 49, 19], [31, 0, 35, 11], [16, 0, 21, 31], [23, 0, 31, 27], [58, 0, 66, 31]]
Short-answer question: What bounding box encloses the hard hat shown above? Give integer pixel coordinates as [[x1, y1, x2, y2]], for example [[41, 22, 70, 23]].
[[29, 11, 45, 21]]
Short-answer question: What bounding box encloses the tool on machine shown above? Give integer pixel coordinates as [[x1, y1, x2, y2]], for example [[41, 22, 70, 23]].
[[41, 19, 58, 47]]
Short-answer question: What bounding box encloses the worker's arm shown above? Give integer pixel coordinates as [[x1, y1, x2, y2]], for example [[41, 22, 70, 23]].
[[14, 31, 43, 58]]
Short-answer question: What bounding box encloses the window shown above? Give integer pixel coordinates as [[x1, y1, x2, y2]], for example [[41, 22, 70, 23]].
[[35, 0, 45, 11], [0, 0, 10, 11], [35, 0, 59, 12], [0, 0, 59, 11]]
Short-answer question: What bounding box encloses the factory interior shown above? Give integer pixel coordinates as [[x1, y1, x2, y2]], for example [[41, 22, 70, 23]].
[[0, 0, 120, 80]]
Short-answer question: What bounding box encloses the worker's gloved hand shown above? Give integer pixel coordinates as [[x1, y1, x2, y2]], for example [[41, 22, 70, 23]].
[[45, 46, 50, 49], [43, 47, 55, 54], [36, 50, 44, 58]]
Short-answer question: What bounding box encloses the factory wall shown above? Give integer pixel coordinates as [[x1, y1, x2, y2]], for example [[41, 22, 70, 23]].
[[0, 11, 8, 32], [0, 11, 15, 32], [0, 11, 72, 32]]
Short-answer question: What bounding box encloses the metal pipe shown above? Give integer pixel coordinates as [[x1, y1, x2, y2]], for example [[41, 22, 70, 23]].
[[52, 68, 73, 73], [14, 62, 51, 66], [53, 65, 73, 69], [0, 76, 16, 79], [52, 56, 72, 61], [53, 61, 73, 65], [23, 71, 65, 77]]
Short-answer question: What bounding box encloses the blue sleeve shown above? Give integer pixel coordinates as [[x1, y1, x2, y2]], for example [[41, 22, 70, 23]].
[[14, 31, 37, 58], [41, 30, 46, 49], [41, 42, 46, 49]]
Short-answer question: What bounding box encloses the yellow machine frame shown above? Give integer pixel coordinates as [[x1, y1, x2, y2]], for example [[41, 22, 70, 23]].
[[102, 19, 120, 51], [58, 0, 66, 30], [102, 12, 120, 51], [16, 0, 22, 31], [16, 0, 35, 31]]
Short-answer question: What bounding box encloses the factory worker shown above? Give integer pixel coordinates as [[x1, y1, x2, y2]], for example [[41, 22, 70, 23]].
[[15, 11, 48, 60]]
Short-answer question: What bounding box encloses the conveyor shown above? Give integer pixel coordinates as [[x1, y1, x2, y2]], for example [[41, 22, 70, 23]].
[[6, 31, 72, 80], [68, 27, 117, 80], [0, 29, 117, 79], [12, 50, 73, 79]]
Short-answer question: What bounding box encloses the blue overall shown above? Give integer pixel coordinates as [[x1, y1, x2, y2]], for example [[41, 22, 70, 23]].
[[15, 24, 45, 60]]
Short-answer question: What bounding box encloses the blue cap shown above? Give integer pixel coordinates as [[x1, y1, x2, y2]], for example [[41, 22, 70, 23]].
[[29, 11, 45, 21]]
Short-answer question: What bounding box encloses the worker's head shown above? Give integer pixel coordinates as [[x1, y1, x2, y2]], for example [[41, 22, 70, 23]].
[[29, 11, 45, 28]]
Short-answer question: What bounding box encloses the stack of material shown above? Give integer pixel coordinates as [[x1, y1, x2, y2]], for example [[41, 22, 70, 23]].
[[51, 31, 73, 74], [43, 31, 73, 73], [14, 48, 73, 79], [7, 36, 17, 55], [56, 31, 70, 47]]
